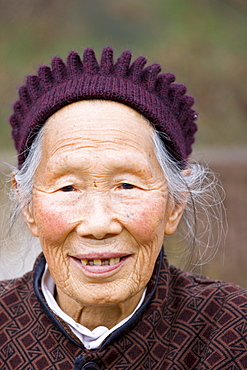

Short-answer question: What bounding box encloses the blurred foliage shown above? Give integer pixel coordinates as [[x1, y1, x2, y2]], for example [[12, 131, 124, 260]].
[[0, 0, 247, 151]]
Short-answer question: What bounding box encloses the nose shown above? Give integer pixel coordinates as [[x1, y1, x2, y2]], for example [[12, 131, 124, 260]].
[[76, 194, 123, 240]]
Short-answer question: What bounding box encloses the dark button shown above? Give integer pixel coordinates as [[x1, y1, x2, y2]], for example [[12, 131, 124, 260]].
[[82, 362, 100, 370]]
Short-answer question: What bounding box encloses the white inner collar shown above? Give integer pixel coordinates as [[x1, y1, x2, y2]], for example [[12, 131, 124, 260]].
[[41, 264, 146, 349]]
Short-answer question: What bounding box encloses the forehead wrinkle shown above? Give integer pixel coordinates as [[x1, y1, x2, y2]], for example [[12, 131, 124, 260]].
[[44, 126, 153, 159], [39, 100, 159, 178], [41, 141, 157, 183], [47, 124, 152, 141]]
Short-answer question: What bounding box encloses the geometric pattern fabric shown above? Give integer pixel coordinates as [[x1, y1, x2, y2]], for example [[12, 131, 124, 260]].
[[1, 253, 247, 369]]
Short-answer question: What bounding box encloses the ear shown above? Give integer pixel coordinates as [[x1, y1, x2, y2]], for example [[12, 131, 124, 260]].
[[164, 168, 190, 235], [21, 205, 40, 237], [11, 173, 40, 237], [164, 198, 186, 235]]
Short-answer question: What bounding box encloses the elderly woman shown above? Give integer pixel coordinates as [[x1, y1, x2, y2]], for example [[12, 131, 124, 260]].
[[1, 47, 247, 370]]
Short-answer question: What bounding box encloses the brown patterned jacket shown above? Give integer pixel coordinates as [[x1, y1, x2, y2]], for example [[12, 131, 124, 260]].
[[1, 251, 247, 369]]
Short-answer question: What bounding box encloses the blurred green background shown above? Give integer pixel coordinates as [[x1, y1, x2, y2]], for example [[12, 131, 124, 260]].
[[0, 0, 247, 285]]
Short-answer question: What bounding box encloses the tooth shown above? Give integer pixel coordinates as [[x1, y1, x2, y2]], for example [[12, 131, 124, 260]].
[[109, 257, 120, 266], [81, 258, 120, 266], [93, 259, 101, 266]]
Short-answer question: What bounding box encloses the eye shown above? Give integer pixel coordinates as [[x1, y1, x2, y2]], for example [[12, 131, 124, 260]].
[[121, 183, 135, 190], [60, 185, 75, 192]]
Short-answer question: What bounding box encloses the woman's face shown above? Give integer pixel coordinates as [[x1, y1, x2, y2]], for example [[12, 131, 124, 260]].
[[23, 100, 184, 307]]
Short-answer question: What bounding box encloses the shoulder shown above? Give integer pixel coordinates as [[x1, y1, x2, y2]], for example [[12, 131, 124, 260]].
[[169, 265, 247, 295], [169, 264, 247, 298], [168, 264, 247, 326], [0, 253, 45, 301], [166, 266, 247, 367], [0, 270, 34, 306]]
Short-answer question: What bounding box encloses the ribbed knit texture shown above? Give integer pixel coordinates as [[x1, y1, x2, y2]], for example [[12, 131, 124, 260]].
[[10, 47, 197, 168]]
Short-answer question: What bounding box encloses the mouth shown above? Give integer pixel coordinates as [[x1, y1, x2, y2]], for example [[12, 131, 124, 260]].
[[71, 254, 131, 275], [81, 257, 121, 266]]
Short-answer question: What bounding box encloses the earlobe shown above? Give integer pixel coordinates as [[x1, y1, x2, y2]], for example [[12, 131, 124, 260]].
[[164, 199, 186, 236], [22, 205, 40, 237], [165, 168, 191, 235], [11, 173, 39, 237]]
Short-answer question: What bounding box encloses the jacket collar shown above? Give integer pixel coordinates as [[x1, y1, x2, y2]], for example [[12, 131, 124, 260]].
[[33, 248, 169, 349]]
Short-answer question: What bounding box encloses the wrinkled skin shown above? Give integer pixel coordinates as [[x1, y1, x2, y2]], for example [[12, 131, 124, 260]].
[[21, 100, 186, 330]]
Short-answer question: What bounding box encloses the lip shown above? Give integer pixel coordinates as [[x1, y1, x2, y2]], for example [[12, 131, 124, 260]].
[[73, 252, 129, 260], [70, 254, 132, 277]]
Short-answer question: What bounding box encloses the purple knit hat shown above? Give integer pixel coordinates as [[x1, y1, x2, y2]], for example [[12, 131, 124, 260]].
[[10, 47, 197, 168]]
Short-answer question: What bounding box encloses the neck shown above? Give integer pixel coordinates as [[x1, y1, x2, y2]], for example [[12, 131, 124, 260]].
[[55, 287, 145, 331]]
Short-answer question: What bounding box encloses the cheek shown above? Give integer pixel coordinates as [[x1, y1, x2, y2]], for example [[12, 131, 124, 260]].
[[126, 196, 167, 245], [32, 194, 74, 244]]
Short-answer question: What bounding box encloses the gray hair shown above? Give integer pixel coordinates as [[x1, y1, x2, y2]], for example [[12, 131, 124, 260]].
[[7, 123, 226, 271], [152, 130, 226, 269]]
